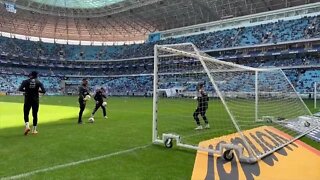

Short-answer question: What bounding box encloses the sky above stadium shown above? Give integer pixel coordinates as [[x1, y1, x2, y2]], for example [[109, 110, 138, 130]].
[[31, 0, 125, 9]]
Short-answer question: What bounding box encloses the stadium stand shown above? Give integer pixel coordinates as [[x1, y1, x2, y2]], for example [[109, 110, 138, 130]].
[[0, 15, 319, 60], [0, 16, 320, 95]]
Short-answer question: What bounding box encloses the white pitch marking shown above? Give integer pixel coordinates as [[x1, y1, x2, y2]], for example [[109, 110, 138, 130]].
[[1, 144, 150, 180]]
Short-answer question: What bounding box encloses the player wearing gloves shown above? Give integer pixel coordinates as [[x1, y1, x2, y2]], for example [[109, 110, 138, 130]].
[[193, 83, 210, 130], [78, 78, 90, 124], [89, 87, 108, 122], [19, 71, 46, 135]]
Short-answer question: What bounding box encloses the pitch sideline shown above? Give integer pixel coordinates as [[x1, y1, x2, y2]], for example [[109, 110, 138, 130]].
[[1, 144, 151, 180]]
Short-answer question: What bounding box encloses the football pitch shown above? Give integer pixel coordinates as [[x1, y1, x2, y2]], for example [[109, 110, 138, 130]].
[[0, 96, 319, 179]]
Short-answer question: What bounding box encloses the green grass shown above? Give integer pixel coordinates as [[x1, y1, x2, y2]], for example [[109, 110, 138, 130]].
[[0, 96, 319, 179]]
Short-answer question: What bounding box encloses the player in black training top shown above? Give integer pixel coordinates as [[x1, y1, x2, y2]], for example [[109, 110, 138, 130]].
[[18, 71, 46, 135], [78, 78, 90, 124], [193, 83, 210, 130], [90, 87, 108, 120]]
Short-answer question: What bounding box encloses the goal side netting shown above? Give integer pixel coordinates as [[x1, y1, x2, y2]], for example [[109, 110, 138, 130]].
[[152, 43, 319, 163], [314, 82, 320, 110]]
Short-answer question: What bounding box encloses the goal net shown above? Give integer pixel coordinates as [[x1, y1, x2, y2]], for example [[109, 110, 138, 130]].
[[152, 43, 319, 163], [314, 82, 320, 110]]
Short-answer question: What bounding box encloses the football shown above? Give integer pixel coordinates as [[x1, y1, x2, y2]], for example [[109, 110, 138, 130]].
[[102, 102, 107, 107], [88, 117, 94, 123]]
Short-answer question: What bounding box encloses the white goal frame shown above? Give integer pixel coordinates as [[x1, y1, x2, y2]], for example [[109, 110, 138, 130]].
[[152, 43, 318, 163], [315, 82, 319, 109]]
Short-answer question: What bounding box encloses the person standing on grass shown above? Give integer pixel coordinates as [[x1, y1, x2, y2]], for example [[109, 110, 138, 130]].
[[90, 87, 108, 120], [193, 83, 210, 130], [18, 71, 46, 135], [78, 78, 90, 124]]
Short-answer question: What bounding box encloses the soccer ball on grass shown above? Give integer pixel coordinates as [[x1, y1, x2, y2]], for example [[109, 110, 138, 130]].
[[88, 117, 95, 123]]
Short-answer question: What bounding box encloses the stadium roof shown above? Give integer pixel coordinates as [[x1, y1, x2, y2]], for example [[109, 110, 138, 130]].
[[0, 0, 318, 42], [31, 0, 126, 9]]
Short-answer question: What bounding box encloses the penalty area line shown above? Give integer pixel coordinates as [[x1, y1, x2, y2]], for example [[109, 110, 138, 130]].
[[1, 144, 151, 180]]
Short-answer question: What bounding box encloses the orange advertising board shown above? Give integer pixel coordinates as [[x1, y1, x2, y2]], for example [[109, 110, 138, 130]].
[[192, 126, 320, 180]]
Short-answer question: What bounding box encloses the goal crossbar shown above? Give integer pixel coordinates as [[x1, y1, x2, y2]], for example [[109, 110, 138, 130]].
[[156, 44, 276, 72]]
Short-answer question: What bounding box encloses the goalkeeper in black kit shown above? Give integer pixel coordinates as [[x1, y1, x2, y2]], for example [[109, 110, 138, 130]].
[[78, 78, 90, 124], [18, 71, 46, 135], [90, 87, 108, 120], [193, 83, 210, 130]]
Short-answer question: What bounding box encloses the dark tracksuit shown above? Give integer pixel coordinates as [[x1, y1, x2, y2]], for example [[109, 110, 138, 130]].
[[18, 78, 46, 126], [193, 90, 209, 125], [91, 91, 107, 116], [78, 85, 90, 123]]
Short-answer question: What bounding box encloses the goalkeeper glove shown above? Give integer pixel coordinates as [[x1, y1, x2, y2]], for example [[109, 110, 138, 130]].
[[84, 95, 91, 101]]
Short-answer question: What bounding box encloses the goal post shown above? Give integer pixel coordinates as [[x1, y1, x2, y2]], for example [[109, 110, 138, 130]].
[[315, 82, 317, 109], [152, 43, 319, 163], [152, 44, 159, 143], [315, 82, 319, 110]]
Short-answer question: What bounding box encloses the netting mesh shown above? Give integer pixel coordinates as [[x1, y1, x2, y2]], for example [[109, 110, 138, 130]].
[[154, 44, 319, 161], [315, 82, 320, 110], [256, 70, 309, 120]]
